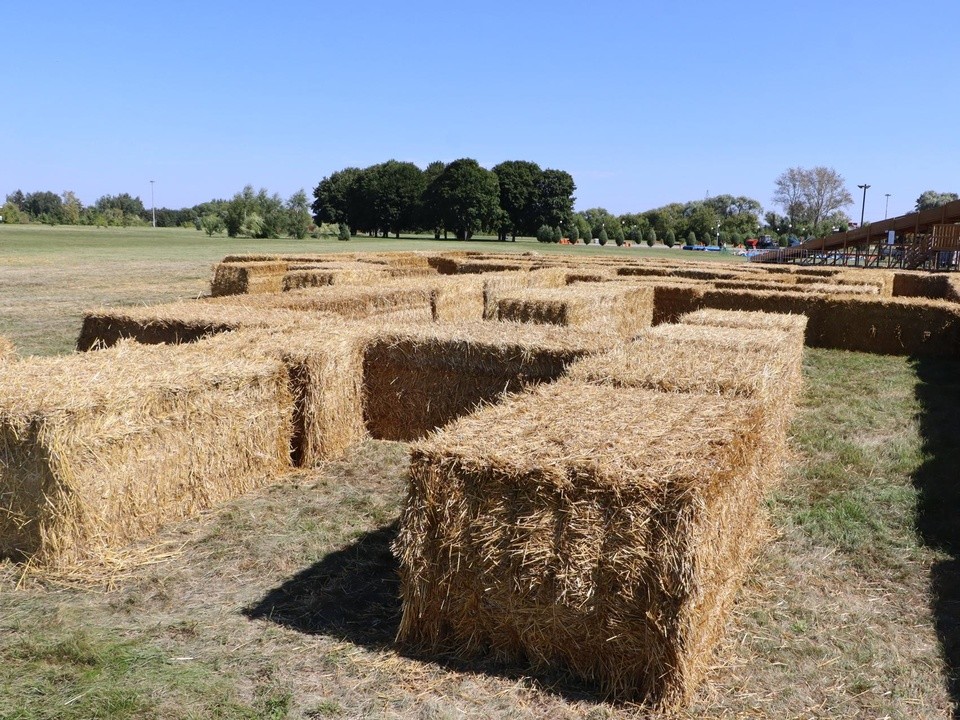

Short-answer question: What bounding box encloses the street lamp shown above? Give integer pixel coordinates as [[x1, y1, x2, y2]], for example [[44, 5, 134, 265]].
[[884, 193, 891, 220], [858, 183, 870, 228], [150, 180, 156, 228]]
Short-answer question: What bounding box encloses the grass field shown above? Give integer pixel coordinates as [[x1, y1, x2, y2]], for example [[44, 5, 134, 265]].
[[0, 227, 957, 718]]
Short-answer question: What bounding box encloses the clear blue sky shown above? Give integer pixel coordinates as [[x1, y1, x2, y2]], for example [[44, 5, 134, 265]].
[[4, 0, 958, 222]]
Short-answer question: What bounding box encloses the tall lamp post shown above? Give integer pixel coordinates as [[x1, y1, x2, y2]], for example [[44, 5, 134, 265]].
[[857, 183, 871, 227], [884, 193, 891, 220], [150, 180, 156, 228]]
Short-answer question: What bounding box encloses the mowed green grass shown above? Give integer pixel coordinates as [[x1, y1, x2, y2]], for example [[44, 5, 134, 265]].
[[0, 224, 743, 355], [0, 227, 956, 717]]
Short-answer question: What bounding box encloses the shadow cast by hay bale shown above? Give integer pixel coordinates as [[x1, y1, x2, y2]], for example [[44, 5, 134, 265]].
[[243, 521, 608, 704], [913, 356, 960, 717]]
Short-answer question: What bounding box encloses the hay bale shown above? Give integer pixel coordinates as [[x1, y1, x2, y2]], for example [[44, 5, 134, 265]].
[[363, 321, 618, 441], [282, 263, 388, 291], [678, 308, 808, 347], [0, 341, 292, 567], [396, 379, 768, 707], [210, 261, 289, 296], [646, 282, 709, 325], [699, 288, 960, 356], [494, 286, 654, 337], [196, 321, 373, 465], [77, 301, 312, 350], [892, 272, 960, 302], [210, 284, 433, 320]]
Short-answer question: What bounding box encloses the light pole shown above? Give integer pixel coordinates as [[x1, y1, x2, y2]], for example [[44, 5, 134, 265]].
[[884, 193, 891, 220], [857, 184, 870, 227], [150, 180, 156, 228]]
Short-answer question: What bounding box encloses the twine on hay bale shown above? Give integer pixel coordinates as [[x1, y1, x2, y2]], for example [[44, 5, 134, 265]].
[[363, 321, 619, 442], [0, 341, 292, 568], [494, 285, 654, 337], [396, 379, 768, 708]]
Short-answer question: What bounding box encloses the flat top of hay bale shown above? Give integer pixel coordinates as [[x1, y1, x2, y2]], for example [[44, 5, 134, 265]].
[[82, 300, 324, 328], [0, 340, 282, 417], [370, 319, 621, 355], [679, 309, 808, 335], [496, 285, 649, 304], [567, 324, 799, 398], [414, 379, 761, 489]]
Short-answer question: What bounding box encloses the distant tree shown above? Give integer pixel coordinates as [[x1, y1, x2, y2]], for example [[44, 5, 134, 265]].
[[644, 227, 656, 247], [686, 230, 697, 246], [773, 166, 852, 234], [915, 190, 959, 211], [552, 226, 562, 243], [312, 167, 362, 228], [492, 160, 542, 240], [337, 222, 351, 241], [365, 160, 426, 237], [287, 189, 312, 239], [614, 225, 625, 246], [532, 168, 576, 230], [701, 231, 713, 246], [568, 223, 580, 244], [95, 193, 145, 218], [574, 214, 592, 243], [421, 160, 447, 238], [598, 226, 608, 246], [536, 224, 554, 243], [60, 191, 82, 224], [23, 191, 63, 222], [200, 213, 225, 236], [424, 159, 500, 240], [0, 201, 21, 223], [6, 190, 25, 211], [664, 229, 676, 248]]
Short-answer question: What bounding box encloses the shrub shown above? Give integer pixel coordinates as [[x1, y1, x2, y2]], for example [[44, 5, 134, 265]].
[[338, 223, 351, 241], [552, 226, 562, 243], [614, 226, 625, 246], [686, 231, 697, 246], [645, 228, 656, 247], [665, 230, 676, 248], [598, 227, 609, 246], [537, 225, 554, 243], [569, 224, 580, 244]]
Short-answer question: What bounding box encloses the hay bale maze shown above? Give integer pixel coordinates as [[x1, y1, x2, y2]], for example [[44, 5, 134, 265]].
[[15, 248, 960, 708]]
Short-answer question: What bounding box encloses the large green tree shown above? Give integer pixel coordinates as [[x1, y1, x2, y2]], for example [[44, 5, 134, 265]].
[[361, 160, 426, 237], [424, 159, 500, 240], [491, 160, 542, 241], [532, 169, 576, 230], [311, 167, 362, 229]]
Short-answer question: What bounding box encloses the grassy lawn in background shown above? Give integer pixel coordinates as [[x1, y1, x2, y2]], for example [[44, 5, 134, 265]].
[[0, 224, 743, 356], [1, 226, 956, 717]]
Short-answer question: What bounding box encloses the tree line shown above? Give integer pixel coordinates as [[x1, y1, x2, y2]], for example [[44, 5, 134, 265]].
[[311, 158, 576, 241]]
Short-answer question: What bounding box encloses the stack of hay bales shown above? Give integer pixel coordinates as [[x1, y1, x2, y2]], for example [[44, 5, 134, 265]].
[[363, 321, 619, 441], [396, 379, 769, 708], [194, 320, 374, 465], [210, 260, 289, 296], [0, 341, 292, 567], [76, 301, 315, 350], [494, 285, 654, 337]]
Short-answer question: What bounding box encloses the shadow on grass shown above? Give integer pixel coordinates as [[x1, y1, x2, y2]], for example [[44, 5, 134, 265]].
[[913, 356, 960, 717], [243, 521, 606, 704]]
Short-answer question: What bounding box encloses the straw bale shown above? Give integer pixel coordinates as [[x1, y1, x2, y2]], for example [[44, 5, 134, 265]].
[[699, 288, 960, 356], [892, 271, 960, 302], [0, 341, 292, 567], [195, 321, 373, 465], [281, 264, 388, 291], [363, 321, 619, 441], [449, 258, 533, 274], [210, 261, 289, 296], [209, 284, 433, 320], [678, 308, 808, 347], [478, 268, 570, 320], [221, 253, 355, 264], [397, 379, 767, 707], [494, 286, 654, 337], [645, 282, 709, 324], [77, 301, 312, 350]]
